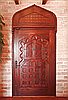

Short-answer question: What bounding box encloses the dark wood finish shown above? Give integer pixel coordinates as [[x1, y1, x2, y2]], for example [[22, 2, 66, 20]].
[[12, 5, 57, 96]]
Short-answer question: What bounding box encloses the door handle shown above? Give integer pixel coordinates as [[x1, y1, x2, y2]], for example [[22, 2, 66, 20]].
[[15, 60, 17, 68]]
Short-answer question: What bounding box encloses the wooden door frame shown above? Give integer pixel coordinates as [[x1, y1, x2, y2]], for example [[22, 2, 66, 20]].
[[12, 4, 57, 96]]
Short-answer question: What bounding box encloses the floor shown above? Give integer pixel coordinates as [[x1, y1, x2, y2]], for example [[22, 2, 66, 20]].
[[0, 97, 68, 100]]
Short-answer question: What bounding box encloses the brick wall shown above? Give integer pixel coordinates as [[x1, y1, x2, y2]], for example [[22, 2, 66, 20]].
[[0, 0, 68, 97]]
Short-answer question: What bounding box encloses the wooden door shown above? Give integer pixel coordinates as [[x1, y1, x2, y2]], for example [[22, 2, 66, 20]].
[[12, 5, 57, 96]]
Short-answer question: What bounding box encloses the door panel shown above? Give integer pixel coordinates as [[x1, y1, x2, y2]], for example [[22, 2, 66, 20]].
[[13, 29, 50, 96]]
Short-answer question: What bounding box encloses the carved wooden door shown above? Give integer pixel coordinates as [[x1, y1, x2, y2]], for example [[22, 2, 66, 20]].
[[12, 5, 57, 96]]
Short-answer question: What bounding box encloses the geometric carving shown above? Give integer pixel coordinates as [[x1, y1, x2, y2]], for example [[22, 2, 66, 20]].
[[19, 34, 49, 64], [19, 34, 49, 88], [19, 12, 49, 24], [18, 12, 55, 27], [13, 5, 57, 29]]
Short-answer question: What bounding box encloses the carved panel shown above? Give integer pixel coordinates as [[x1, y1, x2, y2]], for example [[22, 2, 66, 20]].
[[12, 5, 57, 28], [19, 12, 51, 25], [18, 34, 49, 89], [18, 12, 55, 27]]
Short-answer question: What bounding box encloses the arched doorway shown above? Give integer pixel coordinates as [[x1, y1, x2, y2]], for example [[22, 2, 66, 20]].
[[12, 4, 57, 96]]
